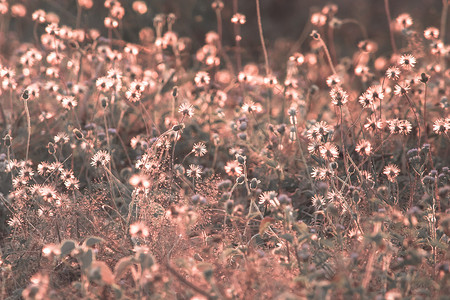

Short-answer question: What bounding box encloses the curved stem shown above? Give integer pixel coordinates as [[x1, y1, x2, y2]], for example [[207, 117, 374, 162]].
[[24, 100, 31, 161], [384, 0, 397, 53], [255, 0, 270, 75]]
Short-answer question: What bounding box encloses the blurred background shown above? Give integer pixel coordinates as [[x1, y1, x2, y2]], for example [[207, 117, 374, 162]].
[[2, 0, 448, 68]]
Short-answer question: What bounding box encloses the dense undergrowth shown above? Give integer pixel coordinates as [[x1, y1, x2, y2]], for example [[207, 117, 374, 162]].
[[0, 0, 449, 299]]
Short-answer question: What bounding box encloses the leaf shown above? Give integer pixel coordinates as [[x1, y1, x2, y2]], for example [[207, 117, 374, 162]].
[[114, 256, 135, 279], [83, 236, 104, 248], [60, 240, 76, 258], [259, 217, 276, 235], [90, 261, 114, 285], [266, 160, 278, 168], [137, 252, 155, 270], [80, 248, 93, 270]]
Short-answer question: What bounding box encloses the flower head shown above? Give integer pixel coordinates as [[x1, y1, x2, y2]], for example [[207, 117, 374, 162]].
[[383, 164, 400, 182], [187, 164, 202, 179], [386, 66, 401, 80], [91, 150, 111, 167], [399, 54, 416, 70], [330, 87, 349, 106], [178, 103, 194, 118], [192, 142, 207, 157]]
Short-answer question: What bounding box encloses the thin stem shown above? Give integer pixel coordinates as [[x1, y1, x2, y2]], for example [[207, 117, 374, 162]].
[[255, 0, 270, 75], [403, 93, 421, 147], [423, 83, 429, 143], [441, 0, 448, 44], [339, 107, 351, 184], [24, 100, 31, 161], [384, 0, 397, 53], [317, 35, 336, 75], [232, 0, 242, 72], [215, 8, 223, 51]]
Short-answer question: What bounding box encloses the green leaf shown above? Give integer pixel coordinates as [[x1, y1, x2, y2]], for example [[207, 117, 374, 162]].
[[60, 240, 76, 258], [83, 236, 104, 248]]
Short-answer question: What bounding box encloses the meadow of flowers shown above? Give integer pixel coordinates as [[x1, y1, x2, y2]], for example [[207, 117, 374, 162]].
[[0, 0, 449, 299]]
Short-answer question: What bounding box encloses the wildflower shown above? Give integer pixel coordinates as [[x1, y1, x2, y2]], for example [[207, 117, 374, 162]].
[[358, 92, 374, 108], [319, 142, 339, 161], [313, 121, 332, 137], [187, 164, 202, 179], [224, 160, 243, 176], [42, 244, 61, 257], [399, 54, 416, 70], [387, 119, 412, 135], [54, 132, 69, 144], [307, 140, 321, 155], [178, 103, 194, 118], [32, 10, 46, 23], [45, 23, 59, 36], [96, 76, 114, 92], [79, 0, 94, 9], [433, 118, 449, 134], [231, 13, 246, 24], [129, 174, 151, 189], [358, 40, 378, 53], [130, 222, 150, 238], [288, 107, 297, 125], [192, 142, 207, 157], [326, 74, 341, 87], [355, 139, 372, 156], [242, 101, 257, 114], [7, 217, 22, 227], [64, 177, 79, 190], [424, 27, 439, 40], [39, 185, 59, 203], [330, 87, 349, 106], [19, 167, 34, 179], [386, 66, 401, 80], [125, 88, 142, 102], [91, 150, 111, 167], [21, 85, 40, 101], [366, 85, 384, 101], [61, 96, 78, 109], [383, 164, 400, 182], [60, 169, 74, 182], [311, 194, 326, 210], [364, 115, 383, 132], [311, 12, 327, 27], [394, 83, 410, 96], [263, 75, 278, 87], [37, 162, 51, 176], [258, 191, 280, 207], [396, 13, 413, 30], [289, 52, 304, 65], [194, 71, 210, 87], [327, 190, 343, 203], [398, 119, 412, 135]]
